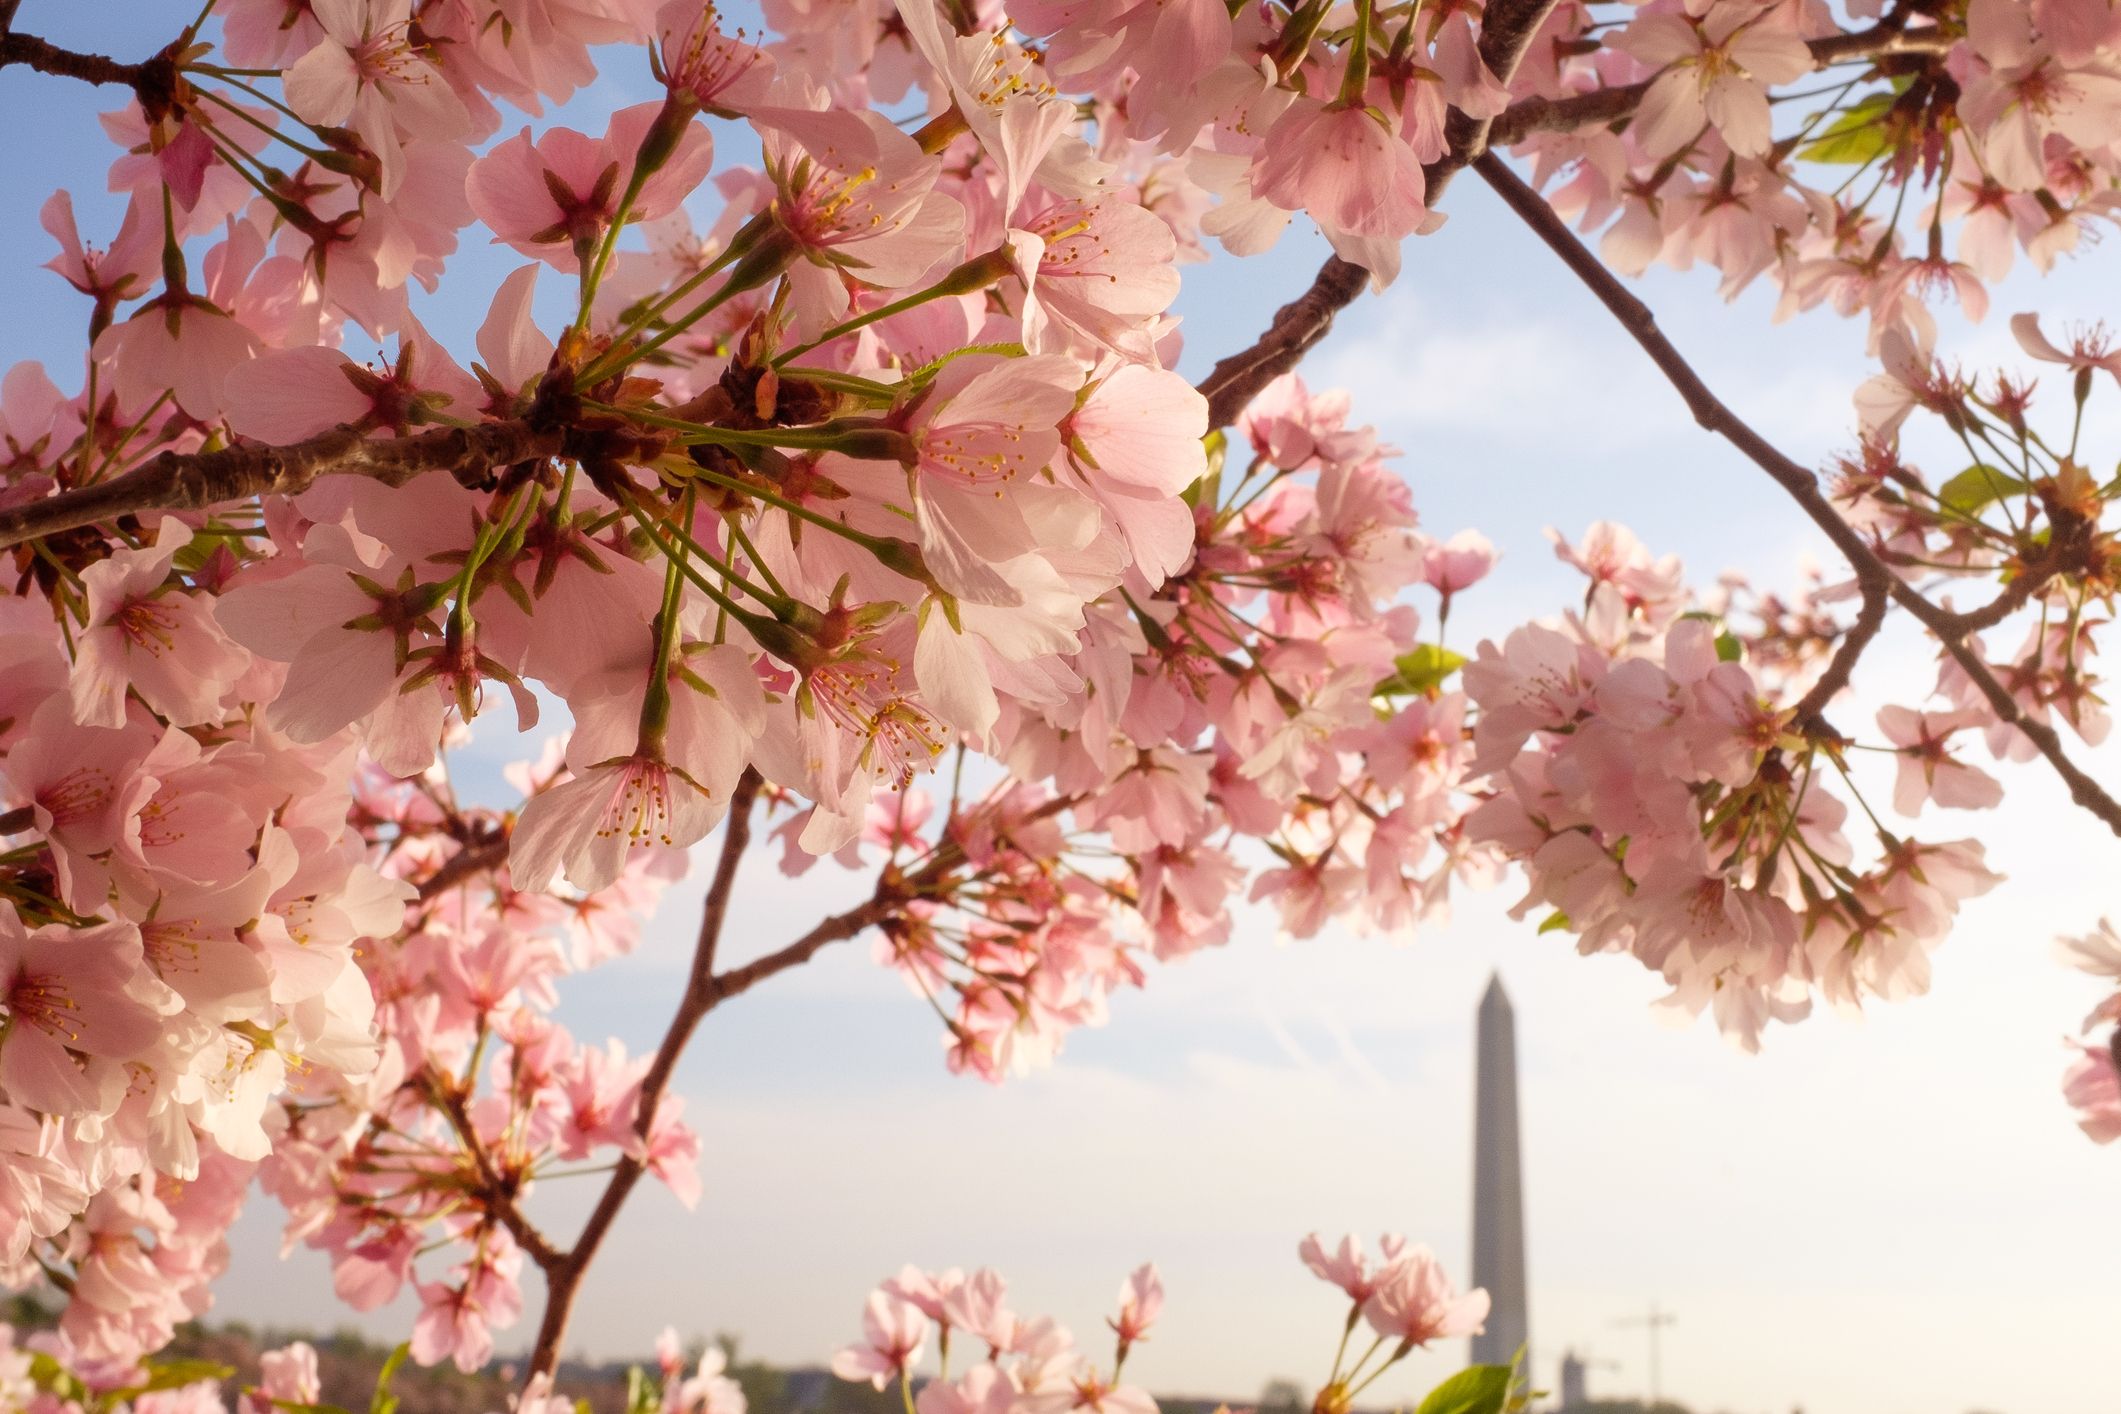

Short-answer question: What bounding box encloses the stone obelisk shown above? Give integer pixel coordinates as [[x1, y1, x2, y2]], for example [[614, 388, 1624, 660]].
[[1470, 974, 1529, 1369]]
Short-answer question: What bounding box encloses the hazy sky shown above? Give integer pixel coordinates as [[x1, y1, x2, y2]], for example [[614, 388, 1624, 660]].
[[2, 6, 2118, 1414]]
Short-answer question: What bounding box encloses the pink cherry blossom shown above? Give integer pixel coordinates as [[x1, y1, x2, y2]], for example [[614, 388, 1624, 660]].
[[469, 104, 714, 270], [1360, 1245, 1489, 1347], [831, 1290, 928, 1388], [69, 519, 250, 729], [283, 0, 473, 198], [1108, 1262, 1162, 1347], [0, 909, 160, 1116]]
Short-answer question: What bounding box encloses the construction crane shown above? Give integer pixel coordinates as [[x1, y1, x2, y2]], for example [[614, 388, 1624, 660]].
[[1612, 1303, 1678, 1407]]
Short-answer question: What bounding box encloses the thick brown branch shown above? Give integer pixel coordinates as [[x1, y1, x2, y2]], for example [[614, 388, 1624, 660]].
[[0, 30, 156, 87], [1487, 24, 1956, 149], [1473, 150, 2121, 839], [1195, 0, 1565, 429], [0, 420, 559, 550], [525, 769, 765, 1380]]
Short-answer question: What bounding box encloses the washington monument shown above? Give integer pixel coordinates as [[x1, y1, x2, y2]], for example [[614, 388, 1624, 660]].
[[1470, 974, 1529, 1369]]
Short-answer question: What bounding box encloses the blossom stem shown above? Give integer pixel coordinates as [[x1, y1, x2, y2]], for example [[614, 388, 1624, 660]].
[[1327, 1302, 1361, 1383], [721, 513, 789, 601], [639, 535, 689, 750], [1339, 1333, 1388, 1385], [1344, 1340, 1413, 1398], [1338, 0, 1374, 103], [576, 163, 653, 336], [623, 503, 788, 629], [773, 248, 1014, 367], [581, 219, 789, 384], [197, 88, 336, 164]]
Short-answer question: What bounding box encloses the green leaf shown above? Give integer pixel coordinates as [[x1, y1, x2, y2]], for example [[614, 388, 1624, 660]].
[[138, 1362, 237, 1393], [370, 1343, 411, 1414], [905, 340, 1026, 388], [627, 1366, 661, 1414], [1799, 93, 1894, 164], [1183, 428, 1226, 510], [1375, 644, 1468, 697], [1414, 1366, 1516, 1414], [1536, 911, 1571, 935], [103, 1362, 241, 1408], [29, 1351, 87, 1403], [1714, 630, 1742, 663], [1937, 463, 2030, 517]]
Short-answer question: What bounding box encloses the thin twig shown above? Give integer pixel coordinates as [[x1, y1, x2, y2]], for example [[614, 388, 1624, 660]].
[[423, 1071, 566, 1271], [704, 893, 903, 1006], [415, 834, 511, 902], [1194, 18, 1954, 430], [1939, 512, 2095, 635], [1474, 150, 2121, 839]]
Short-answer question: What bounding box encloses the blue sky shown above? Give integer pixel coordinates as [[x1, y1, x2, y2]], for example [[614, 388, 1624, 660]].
[[5, 5, 2120, 1413]]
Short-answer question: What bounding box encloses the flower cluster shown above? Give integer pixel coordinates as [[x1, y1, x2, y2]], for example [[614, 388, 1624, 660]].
[[1532, 0, 2121, 351], [0, 527, 404, 1357], [830, 1238, 1493, 1414], [1462, 521, 2002, 1050]]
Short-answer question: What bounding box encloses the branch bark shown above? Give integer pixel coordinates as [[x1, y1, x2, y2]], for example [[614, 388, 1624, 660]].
[[0, 420, 559, 550], [525, 770, 766, 1379], [522, 779, 962, 1378], [1473, 150, 2121, 839], [0, 31, 158, 87], [1790, 576, 1888, 727]]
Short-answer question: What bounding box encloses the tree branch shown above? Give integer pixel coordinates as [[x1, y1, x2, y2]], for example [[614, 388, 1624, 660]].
[[415, 833, 512, 903], [1473, 149, 2121, 839], [1194, 0, 1565, 429], [525, 769, 766, 1379], [704, 894, 902, 1007], [1791, 574, 1888, 727], [0, 420, 560, 550], [0, 30, 158, 87], [520, 776, 979, 1378]]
